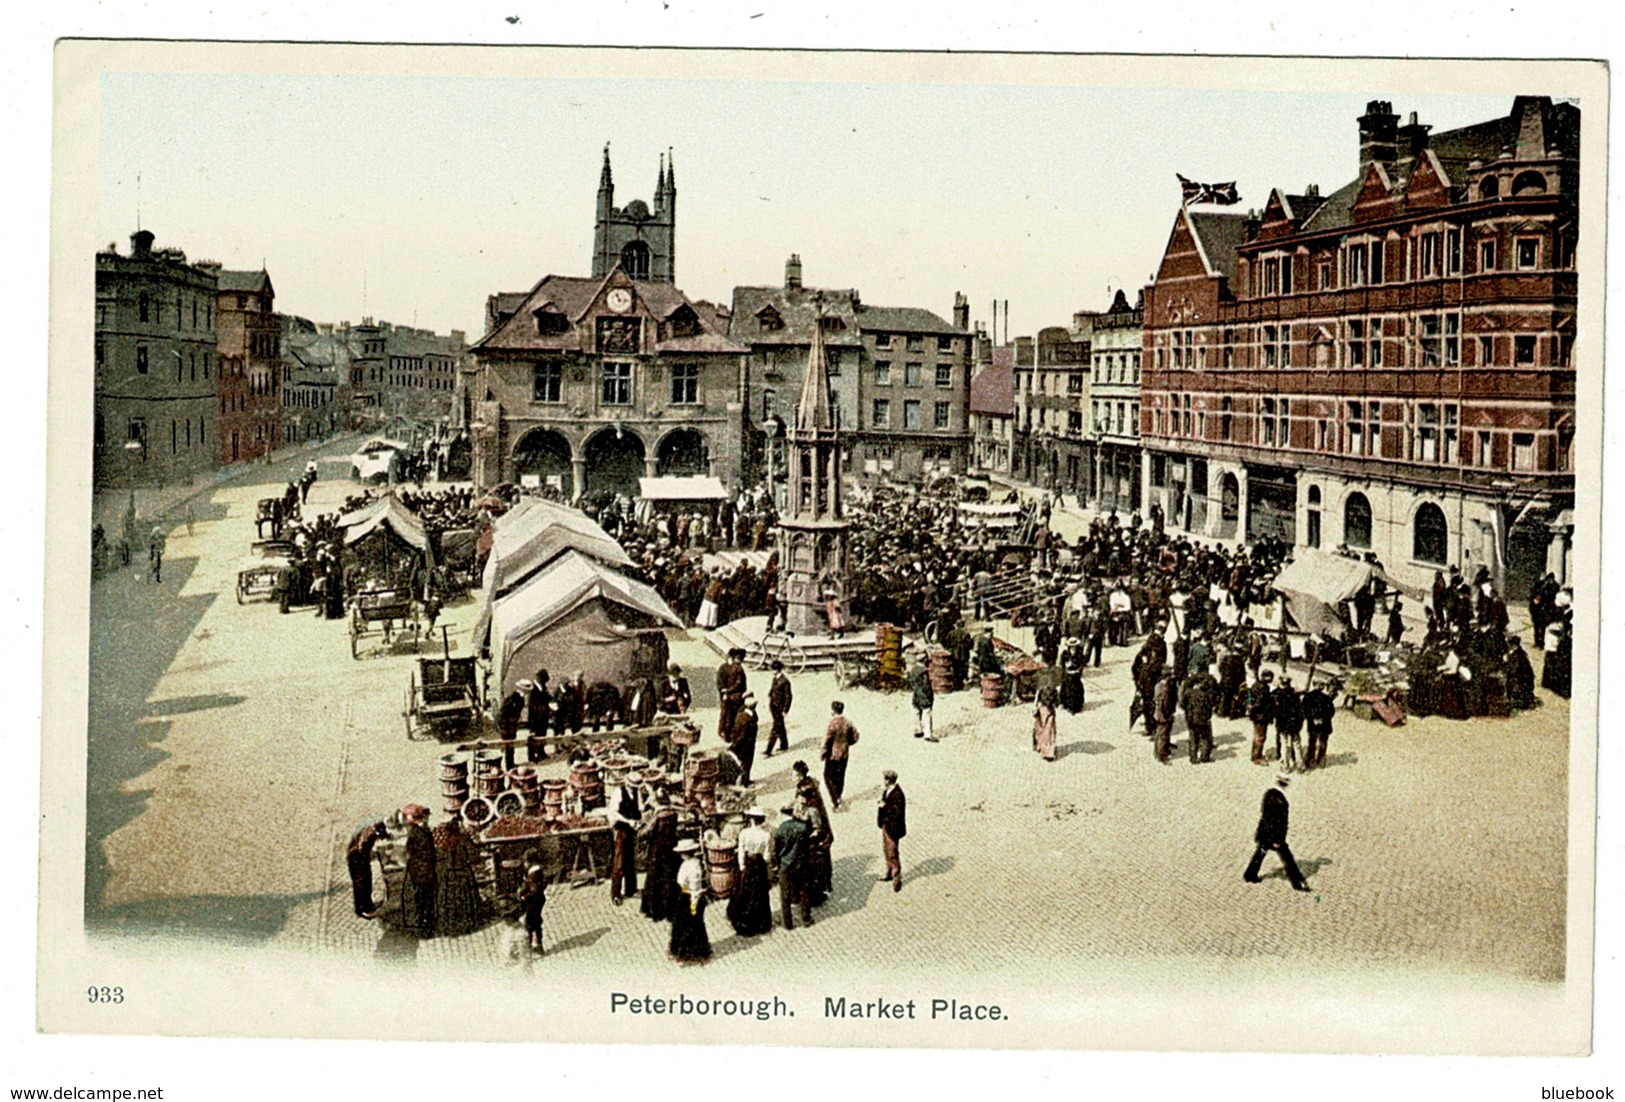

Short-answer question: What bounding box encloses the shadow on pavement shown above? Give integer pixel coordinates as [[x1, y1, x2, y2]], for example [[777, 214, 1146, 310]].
[[908, 855, 955, 880], [88, 887, 333, 943], [85, 553, 217, 923], [141, 693, 248, 718], [550, 925, 613, 955], [373, 925, 421, 963], [817, 853, 879, 920], [1320, 751, 1360, 769], [1056, 738, 1113, 760]]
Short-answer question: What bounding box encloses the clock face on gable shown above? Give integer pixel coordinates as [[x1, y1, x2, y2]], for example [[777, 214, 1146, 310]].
[[607, 288, 633, 314]]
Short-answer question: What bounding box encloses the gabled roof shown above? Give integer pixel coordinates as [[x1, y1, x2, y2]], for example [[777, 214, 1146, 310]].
[[970, 362, 1015, 417], [856, 304, 965, 336], [474, 272, 746, 355], [1185, 211, 1251, 281], [728, 285, 866, 348], [219, 270, 272, 295], [1299, 176, 1364, 233]]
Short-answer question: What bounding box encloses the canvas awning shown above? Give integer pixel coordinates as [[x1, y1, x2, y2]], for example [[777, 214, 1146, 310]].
[[340, 493, 431, 554], [958, 501, 1024, 528], [638, 475, 728, 502], [1271, 549, 1426, 636], [487, 550, 682, 684]]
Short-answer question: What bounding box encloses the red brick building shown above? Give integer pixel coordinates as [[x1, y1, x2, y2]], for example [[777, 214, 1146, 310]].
[[214, 269, 282, 463], [1140, 95, 1578, 596]]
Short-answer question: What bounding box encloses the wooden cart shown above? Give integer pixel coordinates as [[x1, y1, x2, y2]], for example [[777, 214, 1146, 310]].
[[348, 587, 421, 658], [404, 649, 483, 741]]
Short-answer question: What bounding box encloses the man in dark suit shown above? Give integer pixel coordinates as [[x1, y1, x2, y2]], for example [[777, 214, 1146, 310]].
[[766, 661, 793, 757], [770, 805, 813, 929], [1243, 781, 1310, 892], [402, 804, 439, 936], [1302, 679, 1337, 770], [877, 770, 907, 892]]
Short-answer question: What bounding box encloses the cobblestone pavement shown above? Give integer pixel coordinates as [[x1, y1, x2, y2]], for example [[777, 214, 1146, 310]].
[[84, 441, 1569, 1003]]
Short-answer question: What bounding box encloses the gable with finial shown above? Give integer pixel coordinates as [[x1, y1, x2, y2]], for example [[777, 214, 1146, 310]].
[[1402, 150, 1452, 211], [1351, 162, 1396, 223], [1258, 189, 1298, 241]]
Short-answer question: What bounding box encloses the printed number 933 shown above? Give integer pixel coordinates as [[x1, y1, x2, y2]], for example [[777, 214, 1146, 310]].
[[87, 986, 124, 1004]]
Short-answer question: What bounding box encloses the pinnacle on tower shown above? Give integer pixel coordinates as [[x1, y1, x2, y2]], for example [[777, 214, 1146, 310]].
[[665, 147, 675, 193], [600, 143, 613, 191], [655, 152, 667, 205], [795, 301, 833, 432]]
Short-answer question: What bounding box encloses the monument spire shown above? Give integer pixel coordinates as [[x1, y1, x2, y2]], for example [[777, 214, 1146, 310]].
[[795, 301, 833, 432]]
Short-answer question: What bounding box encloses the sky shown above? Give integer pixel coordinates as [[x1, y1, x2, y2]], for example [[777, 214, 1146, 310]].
[[98, 62, 1541, 339]]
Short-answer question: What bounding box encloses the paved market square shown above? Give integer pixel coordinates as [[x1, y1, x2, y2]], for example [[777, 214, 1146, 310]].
[[83, 444, 1568, 998]]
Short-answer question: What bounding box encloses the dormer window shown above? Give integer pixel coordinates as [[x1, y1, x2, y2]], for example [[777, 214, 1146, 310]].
[[756, 306, 784, 333], [533, 307, 570, 337], [666, 305, 702, 340]]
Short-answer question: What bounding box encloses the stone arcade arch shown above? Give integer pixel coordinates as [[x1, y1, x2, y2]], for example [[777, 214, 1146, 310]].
[[583, 426, 647, 497], [656, 427, 709, 477], [511, 427, 573, 491]]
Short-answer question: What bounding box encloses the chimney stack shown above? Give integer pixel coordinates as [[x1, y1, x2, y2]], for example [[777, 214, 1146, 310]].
[[784, 253, 803, 290], [1397, 110, 1432, 165], [130, 229, 155, 258], [1358, 99, 1400, 173], [953, 291, 969, 331]]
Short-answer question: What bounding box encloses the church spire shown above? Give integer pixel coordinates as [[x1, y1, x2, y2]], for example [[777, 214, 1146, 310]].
[[665, 147, 676, 194], [795, 301, 833, 432], [599, 143, 613, 193], [655, 152, 667, 207]]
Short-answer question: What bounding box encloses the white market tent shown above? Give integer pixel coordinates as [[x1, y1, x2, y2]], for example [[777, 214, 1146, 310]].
[[958, 501, 1024, 529], [471, 500, 635, 646], [637, 475, 728, 502], [487, 550, 682, 697], [1271, 549, 1425, 637]]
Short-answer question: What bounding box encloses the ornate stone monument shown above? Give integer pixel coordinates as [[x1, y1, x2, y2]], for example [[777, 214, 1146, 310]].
[[775, 305, 852, 635]]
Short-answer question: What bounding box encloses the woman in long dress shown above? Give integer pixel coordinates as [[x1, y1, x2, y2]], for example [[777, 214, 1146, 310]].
[[726, 809, 774, 936], [1032, 688, 1058, 762], [432, 816, 483, 937], [640, 796, 680, 923], [669, 840, 713, 964]]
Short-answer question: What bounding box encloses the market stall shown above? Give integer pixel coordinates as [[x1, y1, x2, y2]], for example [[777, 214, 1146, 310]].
[[482, 550, 683, 700]]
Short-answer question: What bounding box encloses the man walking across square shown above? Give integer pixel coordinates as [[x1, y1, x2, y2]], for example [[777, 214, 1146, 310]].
[[766, 660, 793, 757], [1243, 779, 1311, 892], [821, 700, 859, 810], [909, 659, 937, 742]]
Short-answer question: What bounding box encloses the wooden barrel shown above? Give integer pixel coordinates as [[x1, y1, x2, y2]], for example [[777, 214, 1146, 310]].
[[928, 649, 956, 692], [569, 762, 605, 810], [683, 753, 718, 813], [438, 753, 469, 783], [706, 842, 737, 899], [441, 784, 469, 816], [473, 749, 503, 774], [540, 779, 568, 821], [600, 755, 632, 789], [507, 766, 539, 792], [477, 766, 505, 799], [718, 812, 747, 847], [980, 672, 1004, 708]]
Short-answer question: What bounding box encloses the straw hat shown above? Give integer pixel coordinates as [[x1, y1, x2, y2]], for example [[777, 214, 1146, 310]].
[[674, 838, 700, 854]]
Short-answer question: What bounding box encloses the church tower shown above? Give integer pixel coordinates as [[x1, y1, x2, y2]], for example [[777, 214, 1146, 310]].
[[776, 300, 852, 635], [592, 144, 676, 283]]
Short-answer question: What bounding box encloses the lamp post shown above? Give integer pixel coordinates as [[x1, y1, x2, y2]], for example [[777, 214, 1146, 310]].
[[760, 414, 785, 511]]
